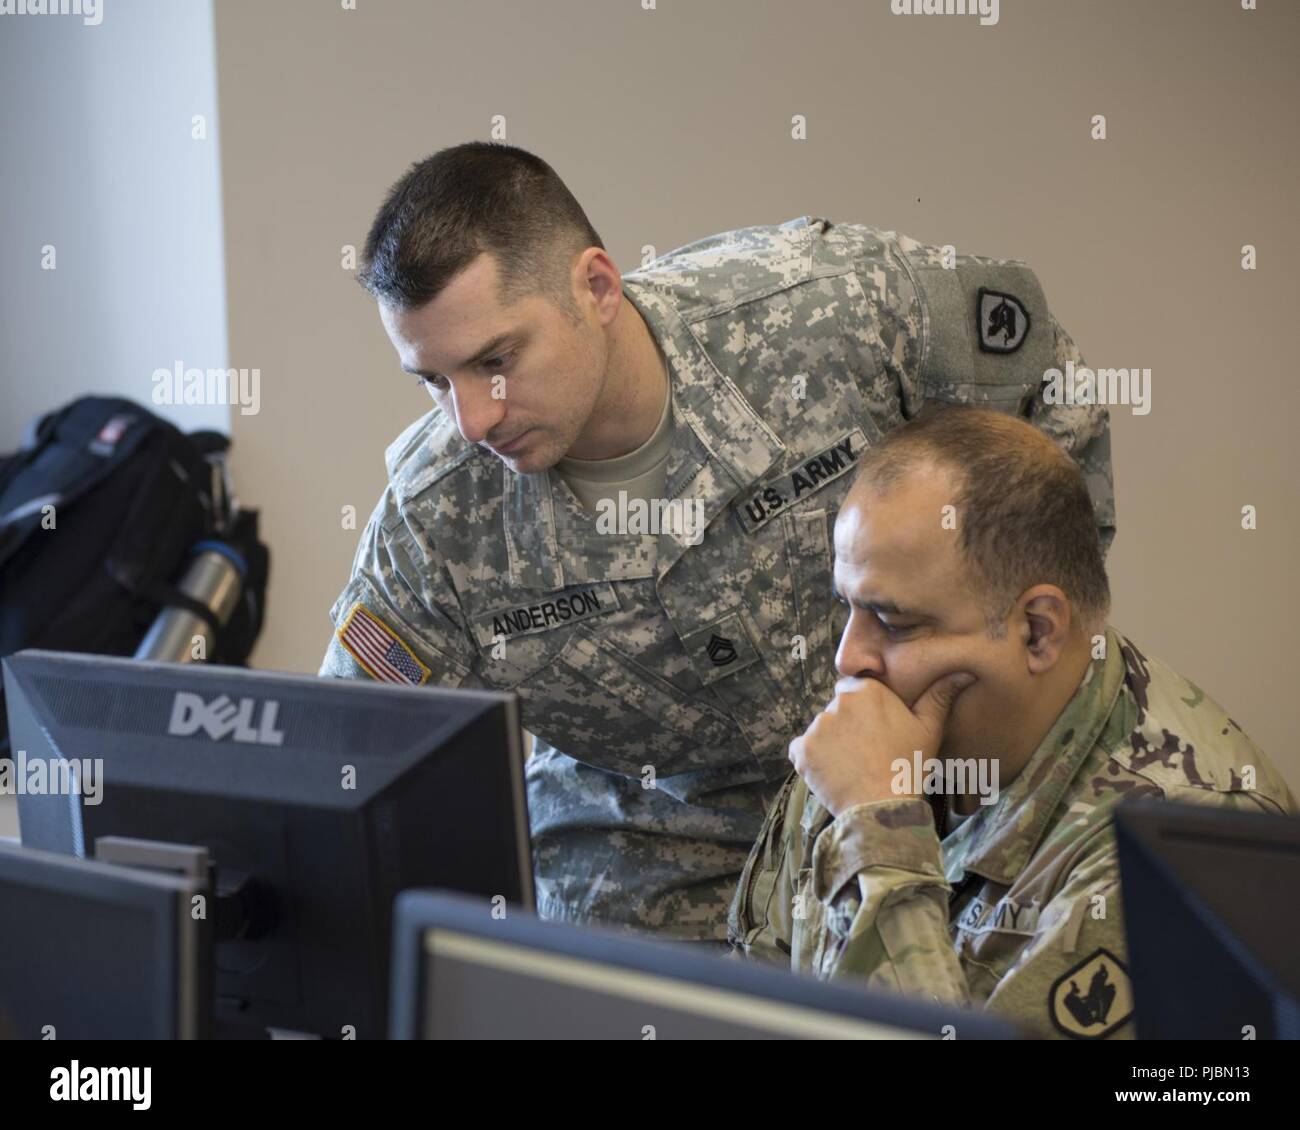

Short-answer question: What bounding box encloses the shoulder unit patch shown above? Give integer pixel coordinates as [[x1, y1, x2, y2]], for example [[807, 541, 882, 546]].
[[977, 287, 1030, 353], [1048, 947, 1134, 1039]]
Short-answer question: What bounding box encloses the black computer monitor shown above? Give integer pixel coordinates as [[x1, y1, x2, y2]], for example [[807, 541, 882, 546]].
[[3, 648, 533, 1040], [0, 841, 207, 1039], [1114, 799, 1300, 1040], [390, 890, 1022, 1040]]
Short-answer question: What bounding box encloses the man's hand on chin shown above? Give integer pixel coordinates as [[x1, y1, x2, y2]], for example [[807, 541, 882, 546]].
[[788, 671, 976, 817]]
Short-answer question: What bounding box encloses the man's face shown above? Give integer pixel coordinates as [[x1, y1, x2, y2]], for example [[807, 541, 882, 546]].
[[379, 252, 608, 474], [831, 465, 1030, 760]]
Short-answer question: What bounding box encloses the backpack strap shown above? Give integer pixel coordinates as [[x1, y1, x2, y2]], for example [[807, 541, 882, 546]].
[[0, 398, 170, 570]]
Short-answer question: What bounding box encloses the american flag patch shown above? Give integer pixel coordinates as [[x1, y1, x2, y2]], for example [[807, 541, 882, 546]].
[[337, 602, 430, 686]]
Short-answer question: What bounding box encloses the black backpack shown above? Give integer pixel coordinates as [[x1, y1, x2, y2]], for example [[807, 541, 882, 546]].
[[0, 396, 270, 758]]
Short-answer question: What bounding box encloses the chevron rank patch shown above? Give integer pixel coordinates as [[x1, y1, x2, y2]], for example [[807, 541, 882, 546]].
[[337, 602, 430, 686], [679, 612, 760, 685], [1048, 947, 1134, 1039]]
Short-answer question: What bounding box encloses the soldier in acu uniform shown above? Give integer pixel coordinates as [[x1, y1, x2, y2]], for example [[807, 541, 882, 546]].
[[729, 407, 1296, 1037], [319, 141, 1115, 941]]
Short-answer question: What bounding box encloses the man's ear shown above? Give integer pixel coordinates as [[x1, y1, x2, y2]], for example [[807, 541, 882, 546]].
[[582, 247, 623, 324], [1016, 585, 1072, 675]]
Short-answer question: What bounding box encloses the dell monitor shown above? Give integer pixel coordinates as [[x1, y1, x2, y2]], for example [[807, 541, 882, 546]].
[[3, 648, 533, 1039]]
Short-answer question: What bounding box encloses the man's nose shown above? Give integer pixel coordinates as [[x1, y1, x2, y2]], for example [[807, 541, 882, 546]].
[[448, 379, 506, 446], [835, 620, 885, 679]]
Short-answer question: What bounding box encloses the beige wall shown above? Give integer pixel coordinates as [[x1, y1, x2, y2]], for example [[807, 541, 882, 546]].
[[214, 0, 1299, 792]]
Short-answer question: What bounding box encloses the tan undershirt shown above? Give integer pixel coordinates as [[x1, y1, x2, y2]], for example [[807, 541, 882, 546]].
[[555, 382, 673, 513]]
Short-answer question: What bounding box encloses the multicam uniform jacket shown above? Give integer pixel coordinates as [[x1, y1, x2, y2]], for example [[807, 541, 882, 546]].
[[728, 628, 1297, 1036]]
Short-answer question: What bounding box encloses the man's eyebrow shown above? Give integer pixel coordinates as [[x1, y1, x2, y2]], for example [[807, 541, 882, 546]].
[[401, 331, 516, 378], [830, 583, 909, 616]]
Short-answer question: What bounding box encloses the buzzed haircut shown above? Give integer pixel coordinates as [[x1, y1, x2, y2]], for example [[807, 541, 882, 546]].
[[851, 405, 1111, 633], [357, 142, 604, 319]]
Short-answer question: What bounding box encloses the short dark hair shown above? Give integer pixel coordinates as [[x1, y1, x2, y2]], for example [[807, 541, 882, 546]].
[[357, 142, 604, 318], [851, 405, 1111, 633]]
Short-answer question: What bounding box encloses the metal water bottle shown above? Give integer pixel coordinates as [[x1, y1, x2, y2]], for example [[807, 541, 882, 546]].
[[135, 541, 247, 663]]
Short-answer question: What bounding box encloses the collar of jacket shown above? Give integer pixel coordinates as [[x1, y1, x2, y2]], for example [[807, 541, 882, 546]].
[[501, 278, 788, 590], [941, 625, 1129, 889]]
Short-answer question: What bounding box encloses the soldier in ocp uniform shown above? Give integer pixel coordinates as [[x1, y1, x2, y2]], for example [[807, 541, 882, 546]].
[[320, 141, 1115, 941], [728, 406, 1296, 1037]]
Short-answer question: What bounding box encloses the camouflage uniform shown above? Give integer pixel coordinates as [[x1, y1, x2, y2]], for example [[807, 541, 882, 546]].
[[728, 628, 1297, 1037], [320, 216, 1116, 940]]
